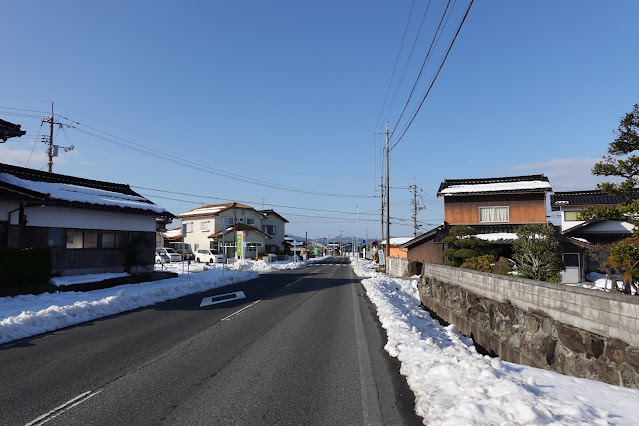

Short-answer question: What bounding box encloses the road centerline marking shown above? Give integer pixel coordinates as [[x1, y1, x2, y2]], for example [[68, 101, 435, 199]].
[[221, 300, 260, 321], [26, 390, 101, 426]]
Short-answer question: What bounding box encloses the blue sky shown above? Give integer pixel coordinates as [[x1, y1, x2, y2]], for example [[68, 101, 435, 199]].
[[2, 1, 638, 241]]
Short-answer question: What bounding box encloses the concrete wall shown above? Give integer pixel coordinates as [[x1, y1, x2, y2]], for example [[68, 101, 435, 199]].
[[387, 256, 409, 277], [420, 264, 639, 388]]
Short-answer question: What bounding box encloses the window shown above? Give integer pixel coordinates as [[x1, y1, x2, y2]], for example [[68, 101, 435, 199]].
[[246, 218, 255, 226], [564, 211, 581, 221], [201, 221, 210, 232], [48, 228, 64, 247], [102, 231, 116, 249], [185, 222, 193, 233], [563, 253, 580, 267], [263, 225, 276, 234], [223, 217, 234, 225], [84, 230, 98, 248], [66, 229, 98, 249], [66, 229, 83, 249], [479, 206, 509, 223], [116, 231, 128, 248]]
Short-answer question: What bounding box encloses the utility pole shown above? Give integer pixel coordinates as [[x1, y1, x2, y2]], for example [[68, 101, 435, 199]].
[[409, 177, 426, 237], [355, 205, 359, 260], [375, 122, 392, 272], [380, 175, 384, 254], [42, 102, 73, 173]]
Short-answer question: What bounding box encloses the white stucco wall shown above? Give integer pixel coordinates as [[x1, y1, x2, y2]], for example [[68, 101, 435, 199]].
[[2, 203, 156, 232], [261, 215, 286, 250], [559, 207, 586, 231]]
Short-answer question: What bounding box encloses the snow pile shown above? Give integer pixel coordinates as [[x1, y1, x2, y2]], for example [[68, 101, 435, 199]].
[[216, 257, 330, 272], [352, 259, 639, 425], [585, 272, 636, 295], [475, 232, 517, 242], [51, 273, 130, 286], [0, 268, 257, 345]]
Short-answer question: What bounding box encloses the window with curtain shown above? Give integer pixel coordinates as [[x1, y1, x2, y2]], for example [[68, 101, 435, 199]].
[[479, 206, 509, 223], [564, 211, 581, 221]]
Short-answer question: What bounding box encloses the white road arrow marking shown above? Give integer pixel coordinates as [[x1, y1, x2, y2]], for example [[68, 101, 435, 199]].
[[200, 291, 246, 307]]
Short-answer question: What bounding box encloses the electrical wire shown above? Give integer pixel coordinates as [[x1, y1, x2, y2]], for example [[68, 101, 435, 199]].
[[56, 116, 375, 199], [390, 0, 474, 151]]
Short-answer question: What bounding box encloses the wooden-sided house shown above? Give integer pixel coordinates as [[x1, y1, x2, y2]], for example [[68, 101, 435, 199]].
[[401, 174, 553, 266], [0, 163, 173, 275]]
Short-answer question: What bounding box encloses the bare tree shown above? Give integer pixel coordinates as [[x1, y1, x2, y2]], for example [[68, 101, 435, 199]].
[[585, 242, 620, 292]]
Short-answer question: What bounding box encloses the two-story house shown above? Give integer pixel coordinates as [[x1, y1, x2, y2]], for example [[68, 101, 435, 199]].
[[551, 190, 635, 282], [177, 202, 288, 259], [258, 209, 288, 253], [401, 174, 553, 266]]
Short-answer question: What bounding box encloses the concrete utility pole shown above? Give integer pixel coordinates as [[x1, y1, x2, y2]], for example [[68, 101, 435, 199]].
[[409, 177, 426, 237], [355, 205, 359, 260], [375, 122, 392, 272], [380, 176, 384, 255], [42, 102, 73, 173]]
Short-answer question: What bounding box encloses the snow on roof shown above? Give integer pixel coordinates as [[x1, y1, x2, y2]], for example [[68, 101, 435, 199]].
[[0, 172, 168, 214], [179, 206, 224, 217], [381, 237, 414, 246], [164, 227, 182, 238], [178, 202, 255, 218], [439, 180, 552, 195], [475, 233, 518, 242]]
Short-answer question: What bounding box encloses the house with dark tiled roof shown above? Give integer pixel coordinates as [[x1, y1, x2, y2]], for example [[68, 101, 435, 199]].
[[401, 174, 554, 268], [551, 190, 636, 283], [177, 203, 288, 259], [0, 162, 174, 275]]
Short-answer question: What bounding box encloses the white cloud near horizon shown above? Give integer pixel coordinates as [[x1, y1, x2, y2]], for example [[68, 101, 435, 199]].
[[505, 157, 624, 192]]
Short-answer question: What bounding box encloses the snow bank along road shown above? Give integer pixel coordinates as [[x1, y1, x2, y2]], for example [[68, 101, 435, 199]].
[[0, 258, 420, 425]]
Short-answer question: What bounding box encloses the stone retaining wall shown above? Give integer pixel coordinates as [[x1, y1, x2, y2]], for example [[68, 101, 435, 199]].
[[420, 264, 639, 388]]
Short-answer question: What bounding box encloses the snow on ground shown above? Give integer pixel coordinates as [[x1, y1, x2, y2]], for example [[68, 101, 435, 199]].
[[0, 257, 328, 345], [583, 272, 637, 295], [51, 273, 130, 286], [156, 256, 329, 274], [351, 259, 639, 425]]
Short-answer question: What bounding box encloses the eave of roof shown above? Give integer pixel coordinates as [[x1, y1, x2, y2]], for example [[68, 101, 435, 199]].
[[437, 174, 551, 196], [208, 223, 272, 239], [0, 164, 173, 217], [550, 190, 635, 210], [178, 201, 255, 218], [399, 226, 445, 248], [258, 209, 289, 223]]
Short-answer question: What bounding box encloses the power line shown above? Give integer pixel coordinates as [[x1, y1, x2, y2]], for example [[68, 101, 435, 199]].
[[134, 186, 382, 218], [56, 115, 375, 199], [390, 0, 474, 151]]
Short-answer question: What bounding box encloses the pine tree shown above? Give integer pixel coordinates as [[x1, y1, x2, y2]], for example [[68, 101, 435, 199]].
[[512, 224, 564, 283]]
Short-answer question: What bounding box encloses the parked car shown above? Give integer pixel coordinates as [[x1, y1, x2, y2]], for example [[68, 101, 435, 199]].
[[156, 247, 181, 262], [195, 249, 224, 263], [155, 251, 170, 264], [175, 247, 195, 261]]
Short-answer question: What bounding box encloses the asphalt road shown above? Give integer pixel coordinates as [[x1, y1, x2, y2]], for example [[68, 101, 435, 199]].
[[0, 258, 421, 425]]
